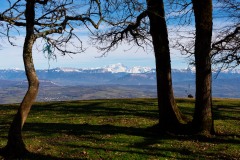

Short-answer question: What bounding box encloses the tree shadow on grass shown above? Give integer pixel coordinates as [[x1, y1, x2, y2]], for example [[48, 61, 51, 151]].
[[21, 122, 240, 159], [1, 99, 240, 159], [23, 123, 150, 138], [26, 151, 90, 160], [213, 103, 240, 121], [0, 150, 84, 160], [133, 125, 240, 160], [21, 122, 184, 159], [30, 100, 159, 120]]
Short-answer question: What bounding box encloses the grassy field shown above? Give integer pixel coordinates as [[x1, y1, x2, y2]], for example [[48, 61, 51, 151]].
[[0, 98, 239, 160]]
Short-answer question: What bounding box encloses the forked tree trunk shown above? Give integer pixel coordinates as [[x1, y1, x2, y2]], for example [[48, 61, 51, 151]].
[[192, 0, 214, 135], [147, 0, 184, 132], [2, 1, 39, 158]]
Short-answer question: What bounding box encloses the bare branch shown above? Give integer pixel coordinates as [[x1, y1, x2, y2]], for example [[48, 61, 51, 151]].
[[212, 26, 240, 49], [93, 9, 149, 54], [1, 0, 104, 56], [0, 15, 26, 26], [212, 24, 240, 69]]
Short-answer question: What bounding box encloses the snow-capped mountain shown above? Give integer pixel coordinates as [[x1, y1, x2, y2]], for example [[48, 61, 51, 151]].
[[0, 64, 240, 102], [103, 63, 154, 73], [103, 63, 128, 73], [0, 64, 190, 86], [2, 63, 239, 74], [0, 63, 240, 85], [40, 63, 154, 74], [128, 66, 153, 73]]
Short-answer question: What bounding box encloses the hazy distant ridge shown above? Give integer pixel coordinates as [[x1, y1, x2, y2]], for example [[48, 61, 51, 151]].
[[1, 63, 239, 84], [0, 63, 239, 102], [1, 63, 240, 74]]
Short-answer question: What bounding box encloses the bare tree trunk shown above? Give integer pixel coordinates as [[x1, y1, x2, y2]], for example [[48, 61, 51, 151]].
[[147, 0, 184, 132], [2, 1, 39, 158], [192, 0, 214, 135]]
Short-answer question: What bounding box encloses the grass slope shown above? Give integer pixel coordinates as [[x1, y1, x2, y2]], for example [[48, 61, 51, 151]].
[[0, 98, 239, 160]]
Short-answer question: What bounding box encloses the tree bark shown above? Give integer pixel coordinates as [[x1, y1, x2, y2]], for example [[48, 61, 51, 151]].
[[192, 0, 214, 135], [2, 0, 39, 158], [147, 0, 184, 132]]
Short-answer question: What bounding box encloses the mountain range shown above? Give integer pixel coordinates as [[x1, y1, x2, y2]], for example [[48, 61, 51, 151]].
[[0, 63, 239, 104]]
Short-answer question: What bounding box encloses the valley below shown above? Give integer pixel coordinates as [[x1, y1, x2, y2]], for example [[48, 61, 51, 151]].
[[0, 64, 239, 104], [0, 82, 239, 104]]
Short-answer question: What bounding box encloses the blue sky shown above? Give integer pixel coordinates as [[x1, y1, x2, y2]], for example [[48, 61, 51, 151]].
[[0, 0, 208, 70], [0, 12, 189, 70], [1, 1, 238, 70], [0, 35, 189, 69]]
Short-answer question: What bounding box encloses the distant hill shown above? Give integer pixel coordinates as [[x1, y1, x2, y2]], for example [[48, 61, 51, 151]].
[[1, 63, 239, 86], [0, 63, 239, 104]]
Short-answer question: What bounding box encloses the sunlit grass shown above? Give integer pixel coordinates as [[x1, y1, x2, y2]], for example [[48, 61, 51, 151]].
[[0, 98, 239, 159]]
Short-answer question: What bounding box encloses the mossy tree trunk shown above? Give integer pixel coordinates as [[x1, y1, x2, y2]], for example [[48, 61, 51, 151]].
[[2, 0, 39, 158], [192, 0, 214, 135], [147, 0, 184, 132]]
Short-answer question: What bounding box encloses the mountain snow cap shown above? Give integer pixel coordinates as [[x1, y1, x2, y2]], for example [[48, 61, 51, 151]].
[[104, 63, 128, 73]]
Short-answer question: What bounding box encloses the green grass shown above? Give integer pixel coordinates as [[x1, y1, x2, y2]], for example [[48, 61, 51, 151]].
[[0, 98, 240, 160]]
